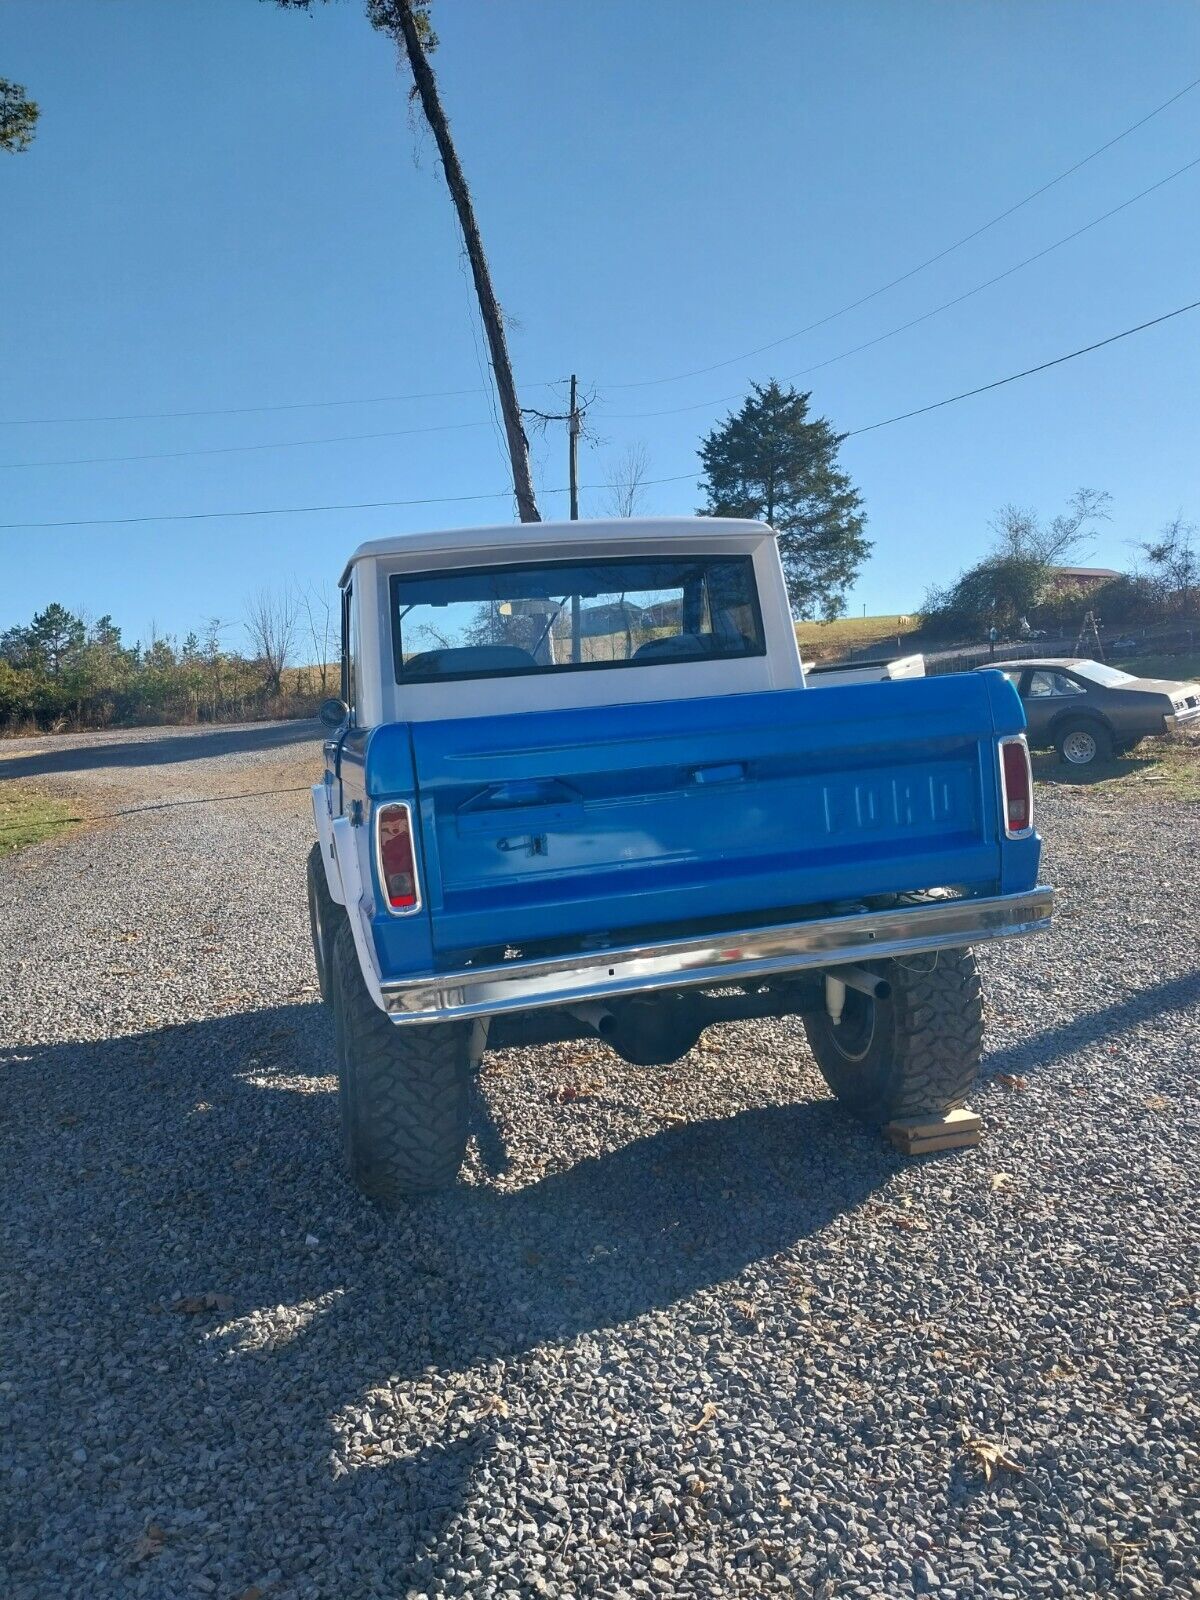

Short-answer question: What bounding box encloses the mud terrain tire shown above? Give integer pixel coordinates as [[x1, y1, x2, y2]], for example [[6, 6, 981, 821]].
[[331, 920, 471, 1201], [804, 947, 984, 1124]]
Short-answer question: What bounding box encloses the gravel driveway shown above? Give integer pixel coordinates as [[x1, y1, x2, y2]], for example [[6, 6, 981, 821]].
[[1, 722, 1197, 1600]]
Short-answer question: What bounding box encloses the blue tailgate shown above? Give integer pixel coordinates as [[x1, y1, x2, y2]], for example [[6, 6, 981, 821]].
[[397, 672, 1024, 961]]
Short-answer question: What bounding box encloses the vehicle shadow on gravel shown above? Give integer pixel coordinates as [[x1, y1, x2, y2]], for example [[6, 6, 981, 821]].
[[1, 1003, 892, 1588], [984, 968, 1200, 1079], [0, 718, 320, 781]]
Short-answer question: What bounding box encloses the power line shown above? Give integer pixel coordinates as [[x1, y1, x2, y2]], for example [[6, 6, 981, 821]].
[[3, 75, 1196, 433], [0, 784, 313, 835], [9, 146, 1194, 473], [1, 295, 1194, 531], [601, 152, 1200, 422], [599, 72, 1200, 390], [0, 382, 506, 430], [840, 296, 1200, 438], [0, 417, 493, 472]]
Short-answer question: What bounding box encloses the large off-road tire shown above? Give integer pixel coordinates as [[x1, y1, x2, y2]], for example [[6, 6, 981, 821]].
[[331, 920, 472, 1202], [306, 841, 342, 1005], [1055, 716, 1112, 769], [804, 947, 983, 1124]]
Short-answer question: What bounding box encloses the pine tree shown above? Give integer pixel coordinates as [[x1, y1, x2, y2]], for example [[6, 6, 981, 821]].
[[699, 381, 870, 619]]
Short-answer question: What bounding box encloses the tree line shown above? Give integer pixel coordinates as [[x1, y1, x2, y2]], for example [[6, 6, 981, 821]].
[[0, 590, 335, 734], [922, 491, 1197, 638]]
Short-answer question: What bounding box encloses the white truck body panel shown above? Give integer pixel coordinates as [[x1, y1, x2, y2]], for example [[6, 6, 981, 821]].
[[806, 653, 927, 688], [341, 518, 805, 726]]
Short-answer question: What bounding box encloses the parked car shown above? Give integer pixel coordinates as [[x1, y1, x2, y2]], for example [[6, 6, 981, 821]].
[[309, 517, 1053, 1202], [978, 657, 1200, 767]]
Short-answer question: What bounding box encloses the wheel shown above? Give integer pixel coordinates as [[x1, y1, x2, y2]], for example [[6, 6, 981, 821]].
[[306, 841, 342, 1005], [1055, 717, 1112, 768], [803, 948, 983, 1124], [331, 920, 471, 1201]]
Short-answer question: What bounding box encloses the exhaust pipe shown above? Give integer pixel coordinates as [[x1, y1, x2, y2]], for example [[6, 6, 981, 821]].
[[569, 1002, 618, 1038], [829, 965, 892, 1001]]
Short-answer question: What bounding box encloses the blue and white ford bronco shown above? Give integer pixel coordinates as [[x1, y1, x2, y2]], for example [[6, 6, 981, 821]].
[[308, 517, 1052, 1201]]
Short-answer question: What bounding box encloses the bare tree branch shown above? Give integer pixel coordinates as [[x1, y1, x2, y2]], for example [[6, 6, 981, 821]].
[[604, 442, 651, 519], [245, 587, 300, 698], [301, 584, 335, 694]]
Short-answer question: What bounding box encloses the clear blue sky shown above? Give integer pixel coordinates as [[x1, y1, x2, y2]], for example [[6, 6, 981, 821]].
[[3, 0, 1198, 644]]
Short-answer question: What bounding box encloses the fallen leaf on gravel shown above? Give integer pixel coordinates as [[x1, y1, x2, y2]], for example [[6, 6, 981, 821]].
[[550, 1082, 601, 1103], [996, 1073, 1028, 1091], [171, 1292, 233, 1315], [962, 1436, 1024, 1482], [990, 1173, 1012, 1190], [689, 1402, 720, 1431], [475, 1393, 509, 1418], [131, 1524, 168, 1563]]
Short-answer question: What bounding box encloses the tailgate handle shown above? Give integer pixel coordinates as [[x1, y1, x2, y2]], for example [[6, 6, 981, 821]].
[[690, 762, 745, 786], [455, 779, 584, 837]]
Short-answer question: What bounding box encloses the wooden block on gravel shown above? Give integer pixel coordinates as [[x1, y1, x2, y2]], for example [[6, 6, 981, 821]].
[[885, 1107, 981, 1155]]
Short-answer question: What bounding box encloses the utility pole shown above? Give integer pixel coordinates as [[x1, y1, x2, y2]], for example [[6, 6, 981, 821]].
[[389, 0, 540, 524], [568, 374, 582, 660], [521, 376, 588, 653], [568, 373, 581, 522]]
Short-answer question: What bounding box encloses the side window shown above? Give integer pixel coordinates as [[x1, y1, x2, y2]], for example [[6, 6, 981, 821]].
[[1027, 670, 1083, 698], [340, 584, 356, 720]]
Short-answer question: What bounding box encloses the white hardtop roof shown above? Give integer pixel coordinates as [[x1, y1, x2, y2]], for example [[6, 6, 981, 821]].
[[340, 516, 769, 586]]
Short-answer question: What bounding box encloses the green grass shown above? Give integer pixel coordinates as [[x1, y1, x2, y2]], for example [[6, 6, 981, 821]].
[[1113, 652, 1200, 683], [795, 613, 923, 662], [1032, 728, 1200, 804], [0, 784, 79, 855]]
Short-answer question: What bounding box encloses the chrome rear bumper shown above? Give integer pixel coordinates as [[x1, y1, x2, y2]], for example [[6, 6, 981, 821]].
[[381, 886, 1054, 1024]]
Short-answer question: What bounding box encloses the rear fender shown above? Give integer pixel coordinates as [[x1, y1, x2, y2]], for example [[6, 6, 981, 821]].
[[330, 813, 386, 1011], [1047, 707, 1112, 742], [310, 781, 344, 906]]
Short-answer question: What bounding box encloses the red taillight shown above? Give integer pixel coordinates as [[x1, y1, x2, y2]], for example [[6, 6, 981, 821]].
[[376, 803, 419, 912], [999, 738, 1033, 836]]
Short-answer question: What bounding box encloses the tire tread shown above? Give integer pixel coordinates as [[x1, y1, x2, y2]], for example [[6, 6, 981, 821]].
[[332, 920, 470, 1201]]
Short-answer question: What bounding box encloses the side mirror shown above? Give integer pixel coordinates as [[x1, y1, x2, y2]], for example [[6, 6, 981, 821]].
[[319, 696, 349, 730]]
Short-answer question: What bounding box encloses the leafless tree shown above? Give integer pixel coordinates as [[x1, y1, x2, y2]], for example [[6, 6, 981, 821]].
[[604, 442, 651, 518], [989, 488, 1111, 567], [245, 588, 300, 698], [1140, 513, 1197, 617], [301, 584, 336, 694]]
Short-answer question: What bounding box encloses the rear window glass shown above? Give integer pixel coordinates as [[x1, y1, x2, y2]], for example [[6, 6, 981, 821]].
[[389, 555, 765, 683], [1072, 660, 1136, 687]]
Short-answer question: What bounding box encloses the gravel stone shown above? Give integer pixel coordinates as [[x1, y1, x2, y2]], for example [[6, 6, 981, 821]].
[[1, 721, 1198, 1598]]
